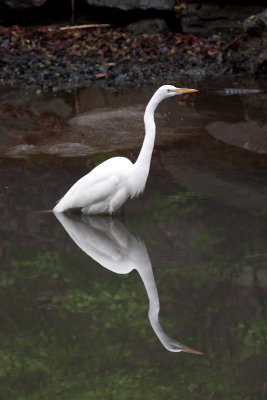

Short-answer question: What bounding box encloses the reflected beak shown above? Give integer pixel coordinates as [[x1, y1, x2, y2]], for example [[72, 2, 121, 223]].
[[181, 346, 204, 355], [175, 88, 198, 94]]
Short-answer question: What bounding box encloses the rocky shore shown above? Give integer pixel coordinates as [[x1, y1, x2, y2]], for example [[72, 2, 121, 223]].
[[0, 1, 266, 92], [0, 25, 242, 93]]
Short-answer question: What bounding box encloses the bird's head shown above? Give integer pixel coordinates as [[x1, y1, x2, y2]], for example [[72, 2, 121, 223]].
[[158, 84, 198, 99]]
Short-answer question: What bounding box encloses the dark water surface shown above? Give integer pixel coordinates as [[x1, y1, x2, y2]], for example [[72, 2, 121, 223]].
[[1, 78, 267, 399]]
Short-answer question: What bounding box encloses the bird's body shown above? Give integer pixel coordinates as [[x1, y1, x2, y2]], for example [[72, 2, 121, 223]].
[[54, 157, 147, 214], [53, 85, 197, 214]]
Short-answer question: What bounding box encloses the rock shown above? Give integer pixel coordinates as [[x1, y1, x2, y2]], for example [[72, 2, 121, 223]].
[[4, 0, 46, 8], [86, 0, 175, 11], [243, 8, 267, 37], [125, 18, 168, 34], [181, 1, 264, 34], [236, 8, 267, 74]]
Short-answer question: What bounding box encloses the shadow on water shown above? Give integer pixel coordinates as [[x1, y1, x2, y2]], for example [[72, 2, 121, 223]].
[[0, 77, 267, 399]]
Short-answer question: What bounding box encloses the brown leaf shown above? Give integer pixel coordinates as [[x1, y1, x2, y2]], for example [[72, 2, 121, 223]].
[[206, 49, 217, 57], [94, 72, 107, 79]]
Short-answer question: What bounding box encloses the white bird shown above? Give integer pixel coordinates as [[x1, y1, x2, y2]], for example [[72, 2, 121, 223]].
[[53, 85, 197, 214], [54, 212, 203, 354]]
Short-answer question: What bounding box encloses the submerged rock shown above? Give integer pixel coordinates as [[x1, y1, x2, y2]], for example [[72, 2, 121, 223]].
[[69, 106, 160, 151]]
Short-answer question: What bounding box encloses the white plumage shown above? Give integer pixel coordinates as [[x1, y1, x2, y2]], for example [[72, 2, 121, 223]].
[[53, 85, 197, 214]]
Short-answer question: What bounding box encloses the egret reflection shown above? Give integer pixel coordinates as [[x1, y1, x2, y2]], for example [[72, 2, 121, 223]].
[[54, 212, 203, 355]]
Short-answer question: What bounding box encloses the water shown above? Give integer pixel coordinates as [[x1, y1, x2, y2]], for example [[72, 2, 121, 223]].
[[1, 78, 267, 399]]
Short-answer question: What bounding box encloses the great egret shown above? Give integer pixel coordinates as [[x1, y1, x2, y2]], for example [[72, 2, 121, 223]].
[[54, 213, 203, 354], [53, 85, 197, 214]]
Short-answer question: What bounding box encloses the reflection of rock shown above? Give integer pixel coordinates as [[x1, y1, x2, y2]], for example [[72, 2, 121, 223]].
[[0, 90, 72, 151], [0, 90, 72, 154], [206, 120, 267, 154], [86, 0, 175, 11], [0, 102, 68, 151], [161, 149, 267, 212], [0, 91, 72, 119]]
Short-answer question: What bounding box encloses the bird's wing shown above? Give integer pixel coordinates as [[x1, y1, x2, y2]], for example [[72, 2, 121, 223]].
[[54, 157, 133, 212], [60, 173, 121, 210]]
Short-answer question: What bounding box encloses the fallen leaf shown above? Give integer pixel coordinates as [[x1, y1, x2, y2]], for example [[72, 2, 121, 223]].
[[94, 72, 107, 79]]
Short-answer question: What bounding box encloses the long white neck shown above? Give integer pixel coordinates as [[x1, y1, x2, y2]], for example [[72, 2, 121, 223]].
[[135, 91, 162, 168]]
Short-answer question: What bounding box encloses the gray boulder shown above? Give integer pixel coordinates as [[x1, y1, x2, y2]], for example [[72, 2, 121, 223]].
[[237, 8, 267, 74], [243, 8, 267, 36], [86, 0, 175, 11], [4, 0, 46, 8], [181, 1, 264, 34]]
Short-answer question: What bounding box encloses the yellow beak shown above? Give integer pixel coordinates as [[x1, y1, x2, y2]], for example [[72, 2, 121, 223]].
[[175, 88, 198, 94], [181, 346, 204, 355]]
